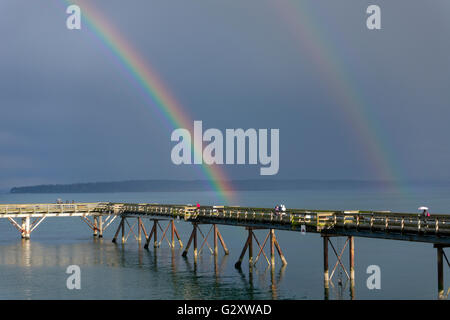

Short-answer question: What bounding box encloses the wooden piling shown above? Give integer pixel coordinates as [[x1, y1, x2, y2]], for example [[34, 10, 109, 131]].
[[171, 220, 175, 248], [324, 237, 330, 301], [121, 218, 125, 243], [21, 217, 30, 240], [349, 236, 355, 281], [112, 217, 124, 243], [248, 228, 253, 266], [182, 228, 194, 257], [270, 229, 275, 267], [193, 223, 198, 258], [137, 218, 142, 242], [214, 224, 218, 256], [174, 224, 183, 248], [98, 216, 103, 238], [235, 232, 250, 269], [437, 246, 444, 299], [323, 236, 329, 286], [144, 221, 155, 249], [182, 223, 197, 257], [217, 229, 229, 255], [153, 220, 158, 248], [273, 232, 287, 266], [93, 216, 98, 237]]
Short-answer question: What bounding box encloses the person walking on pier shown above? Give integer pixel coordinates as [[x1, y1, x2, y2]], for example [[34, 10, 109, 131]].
[[419, 206, 430, 217], [280, 204, 286, 215], [274, 205, 280, 216], [274, 204, 286, 216]]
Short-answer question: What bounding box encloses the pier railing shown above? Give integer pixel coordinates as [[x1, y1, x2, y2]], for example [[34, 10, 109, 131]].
[[331, 211, 450, 234], [0, 203, 109, 216]]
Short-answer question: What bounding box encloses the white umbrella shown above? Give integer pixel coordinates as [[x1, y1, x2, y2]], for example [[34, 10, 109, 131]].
[[418, 206, 429, 211]]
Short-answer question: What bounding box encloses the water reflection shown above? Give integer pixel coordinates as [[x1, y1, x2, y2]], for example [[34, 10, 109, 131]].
[[324, 277, 355, 300], [0, 238, 352, 299], [0, 240, 116, 267]]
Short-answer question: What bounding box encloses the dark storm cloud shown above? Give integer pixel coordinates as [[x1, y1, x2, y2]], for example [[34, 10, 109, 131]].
[[1, 0, 450, 190]]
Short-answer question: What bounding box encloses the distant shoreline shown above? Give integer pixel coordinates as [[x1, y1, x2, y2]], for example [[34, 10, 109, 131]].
[[8, 179, 433, 194]]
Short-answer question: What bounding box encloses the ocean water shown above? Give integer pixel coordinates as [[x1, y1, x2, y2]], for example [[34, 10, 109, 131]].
[[0, 184, 449, 300]]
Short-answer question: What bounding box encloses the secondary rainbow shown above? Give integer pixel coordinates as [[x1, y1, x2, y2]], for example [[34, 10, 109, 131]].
[[274, 0, 404, 190], [64, 0, 234, 203]]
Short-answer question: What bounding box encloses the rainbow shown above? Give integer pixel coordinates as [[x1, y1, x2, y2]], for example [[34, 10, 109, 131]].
[[63, 0, 234, 203], [274, 1, 402, 190]]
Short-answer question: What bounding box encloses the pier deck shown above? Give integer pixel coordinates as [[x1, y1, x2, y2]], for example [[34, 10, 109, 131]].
[[111, 203, 450, 245], [0, 203, 108, 217]]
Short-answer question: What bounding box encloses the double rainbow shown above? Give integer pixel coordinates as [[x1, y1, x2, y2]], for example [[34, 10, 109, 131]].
[[63, 1, 404, 203]]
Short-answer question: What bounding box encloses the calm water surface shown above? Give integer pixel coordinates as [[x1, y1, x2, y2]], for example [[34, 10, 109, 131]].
[[0, 185, 449, 299]]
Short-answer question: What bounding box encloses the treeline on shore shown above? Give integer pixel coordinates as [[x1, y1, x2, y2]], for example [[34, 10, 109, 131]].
[[9, 179, 395, 193]]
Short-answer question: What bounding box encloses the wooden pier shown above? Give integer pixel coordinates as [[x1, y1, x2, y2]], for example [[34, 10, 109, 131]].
[[0, 203, 114, 239], [1, 202, 449, 299]]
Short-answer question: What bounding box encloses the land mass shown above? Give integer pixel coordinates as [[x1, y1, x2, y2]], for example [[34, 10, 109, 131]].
[[9, 179, 395, 193]]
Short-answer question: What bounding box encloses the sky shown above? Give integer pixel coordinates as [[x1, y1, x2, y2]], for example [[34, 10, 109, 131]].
[[0, 0, 450, 190]]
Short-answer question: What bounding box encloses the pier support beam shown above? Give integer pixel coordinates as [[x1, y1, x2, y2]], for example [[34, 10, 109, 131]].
[[172, 220, 184, 248], [21, 217, 30, 239], [216, 224, 229, 256], [248, 228, 253, 265], [270, 229, 275, 267], [182, 223, 198, 258], [112, 217, 125, 243], [162, 219, 183, 249], [235, 228, 286, 269], [144, 220, 159, 249], [121, 217, 125, 243], [434, 244, 450, 299], [137, 217, 142, 242], [349, 236, 355, 299], [235, 228, 252, 269], [273, 231, 287, 267], [172, 220, 176, 248], [323, 236, 329, 285], [93, 216, 98, 237], [438, 246, 443, 299], [7, 216, 46, 240], [323, 235, 331, 300], [349, 236, 355, 282], [98, 216, 103, 238], [214, 224, 218, 256], [144, 219, 182, 249], [182, 223, 227, 258], [322, 235, 355, 282], [322, 235, 356, 299], [81, 215, 115, 238], [113, 217, 181, 247]]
